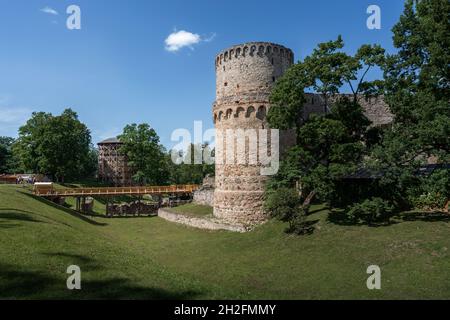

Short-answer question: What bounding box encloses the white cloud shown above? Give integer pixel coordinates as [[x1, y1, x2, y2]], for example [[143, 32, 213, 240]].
[[40, 6, 59, 16], [165, 30, 201, 52], [164, 30, 215, 52]]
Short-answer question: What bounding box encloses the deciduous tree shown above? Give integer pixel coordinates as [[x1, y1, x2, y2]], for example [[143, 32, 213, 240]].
[[118, 123, 169, 185]]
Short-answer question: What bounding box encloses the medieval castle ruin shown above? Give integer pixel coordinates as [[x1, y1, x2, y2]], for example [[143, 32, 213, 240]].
[[207, 42, 393, 227], [97, 41, 393, 229]]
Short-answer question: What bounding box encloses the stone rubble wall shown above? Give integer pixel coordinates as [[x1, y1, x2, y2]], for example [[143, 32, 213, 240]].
[[193, 175, 215, 206], [158, 208, 247, 232], [107, 201, 158, 216], [302, 93, 394, 127], [193, 188, 214, 206]]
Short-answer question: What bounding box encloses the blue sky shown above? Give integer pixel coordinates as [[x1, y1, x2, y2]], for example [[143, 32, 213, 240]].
[[0, 0, 405, 149]]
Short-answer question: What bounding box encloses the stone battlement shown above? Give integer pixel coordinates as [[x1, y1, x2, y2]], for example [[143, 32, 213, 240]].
[[215, 42, 294, 68], [215, 42, 294, 101]]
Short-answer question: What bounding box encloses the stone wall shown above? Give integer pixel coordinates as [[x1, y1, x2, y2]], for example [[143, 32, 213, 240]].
[[302, 93, 393, 127], [193, 175, 215, 206], [193, 189, 214, 206], [106, 201, 158, 216], [158, 208, 247, 232], [215, 42, 293, 102]]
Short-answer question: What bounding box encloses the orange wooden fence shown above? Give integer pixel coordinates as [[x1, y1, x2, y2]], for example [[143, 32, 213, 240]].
[[33, 184, 200, 197], [0, 175, 17, 184]]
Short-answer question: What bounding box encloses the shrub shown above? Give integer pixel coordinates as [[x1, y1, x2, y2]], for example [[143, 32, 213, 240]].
[[409, 169, 449, 211], [346, 198, 395, 225], [264, 188, 311, 234]]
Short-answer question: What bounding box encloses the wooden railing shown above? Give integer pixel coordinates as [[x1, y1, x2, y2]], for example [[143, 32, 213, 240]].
[[34, 184, 200, 197], [0, 175, 17, 184]]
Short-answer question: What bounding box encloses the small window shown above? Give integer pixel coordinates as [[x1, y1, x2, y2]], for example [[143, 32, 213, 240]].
[[272, 77, 276, 82], [224, 82, 228, 87]]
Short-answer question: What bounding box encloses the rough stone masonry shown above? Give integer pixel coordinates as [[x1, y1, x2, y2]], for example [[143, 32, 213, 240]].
[[211, 42, 393, 228]]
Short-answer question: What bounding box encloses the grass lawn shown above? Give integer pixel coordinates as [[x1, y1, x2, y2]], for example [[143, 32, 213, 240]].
[[0, 184, 449, 299], [167, 203, 213, 217]]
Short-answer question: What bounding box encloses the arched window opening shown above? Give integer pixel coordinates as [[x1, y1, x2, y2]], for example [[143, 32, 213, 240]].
[[235, 107, 245, 118], [246, 106, 255, 118], [256, 106, 267, 120]]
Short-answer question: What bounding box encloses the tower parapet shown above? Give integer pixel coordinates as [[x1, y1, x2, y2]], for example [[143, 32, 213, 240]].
[[215, 42, 294, 104]]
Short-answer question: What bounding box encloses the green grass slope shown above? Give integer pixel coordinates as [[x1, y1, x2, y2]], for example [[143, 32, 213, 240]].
[[0, 185, 449, 299]]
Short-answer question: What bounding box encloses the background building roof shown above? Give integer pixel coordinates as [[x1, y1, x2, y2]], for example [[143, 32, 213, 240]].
[[97, 137, 122, 145]]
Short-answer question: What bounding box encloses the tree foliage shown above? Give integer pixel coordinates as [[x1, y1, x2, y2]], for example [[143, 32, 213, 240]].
[[0, 136, 18, 174], [264, 187, 310, 234], [167, 143, 215, 185], [118, 123, 170, 185], [346, 198, 395, 226], [267, 37, 383, 208], [370, 0, 450, 208], [13, 109, 94, 182], [266, 0, 449, 232]]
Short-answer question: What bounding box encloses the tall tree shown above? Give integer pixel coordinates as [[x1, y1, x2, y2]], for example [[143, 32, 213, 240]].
[[118, 123, 169, 185], [13, 112, 52, 174], [14, 109, 93, 182], [0, 137, 15, 173], [267, 37, 385, 212], [371, 0, 449, 208], [379, 0, 449, 163]]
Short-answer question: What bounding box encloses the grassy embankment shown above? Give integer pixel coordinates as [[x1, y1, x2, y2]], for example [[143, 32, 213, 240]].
[[1, 184, 449, 299]]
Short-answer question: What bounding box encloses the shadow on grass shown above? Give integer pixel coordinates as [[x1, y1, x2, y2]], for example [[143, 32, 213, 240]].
[[0, 261, 200, 299], [307, 206, 329, 216], [0, 222, 21, 229], [106, 215, 158, 219], [42, 252, 98, 265], [0, 207, 78, 229], [284, 219, 319, 236], [327, 209, 449, 227], [398, 211, 450, 223], [20, 192, 108, 227], [327, 209, 397, 227], [0, 209, 46, 224]]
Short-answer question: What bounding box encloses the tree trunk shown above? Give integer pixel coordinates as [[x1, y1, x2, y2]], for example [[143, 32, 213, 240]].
[[302, 190, 316, 215]]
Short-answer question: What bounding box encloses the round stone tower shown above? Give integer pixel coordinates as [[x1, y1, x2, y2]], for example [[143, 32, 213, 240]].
[[213, 42, 294, 226]]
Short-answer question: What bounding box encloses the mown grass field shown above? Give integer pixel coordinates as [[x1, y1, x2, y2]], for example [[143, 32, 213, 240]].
[[0, 184, 449, 299], [168, 203, 213, 217]]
